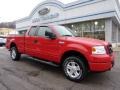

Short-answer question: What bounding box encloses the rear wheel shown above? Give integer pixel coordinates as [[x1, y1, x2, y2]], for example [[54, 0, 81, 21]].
[[62, 56, 87, 82], [10, 47, 21, 61]]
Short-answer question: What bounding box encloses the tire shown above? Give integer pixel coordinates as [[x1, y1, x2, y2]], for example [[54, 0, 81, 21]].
[[62, 56, 87, 82], [10, 47, 21, 61]]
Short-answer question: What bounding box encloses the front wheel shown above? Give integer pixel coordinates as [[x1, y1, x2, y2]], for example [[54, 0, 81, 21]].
[[10, 47, 21, 61], [62, 56, 87, 82]]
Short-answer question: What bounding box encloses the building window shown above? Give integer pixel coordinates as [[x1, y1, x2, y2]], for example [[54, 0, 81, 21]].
[[64, 19, 105, 40], [92, 20, 105, 40]]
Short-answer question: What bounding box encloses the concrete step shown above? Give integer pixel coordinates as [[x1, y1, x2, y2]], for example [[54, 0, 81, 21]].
[[113, 47, 120, 51]]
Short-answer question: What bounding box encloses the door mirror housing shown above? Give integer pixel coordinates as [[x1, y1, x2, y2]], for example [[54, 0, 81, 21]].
[[45, 31, 56, 39]]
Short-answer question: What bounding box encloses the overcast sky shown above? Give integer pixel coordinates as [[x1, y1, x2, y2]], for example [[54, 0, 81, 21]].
[[0, 0, 119, 22]]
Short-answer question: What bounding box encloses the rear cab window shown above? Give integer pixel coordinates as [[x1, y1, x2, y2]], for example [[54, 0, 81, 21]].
[[28, 26, 38, 36]]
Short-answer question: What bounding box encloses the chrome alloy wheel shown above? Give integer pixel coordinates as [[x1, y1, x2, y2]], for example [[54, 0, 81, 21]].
[[11, 49, 16, 59], [66, 61, 82, 78]]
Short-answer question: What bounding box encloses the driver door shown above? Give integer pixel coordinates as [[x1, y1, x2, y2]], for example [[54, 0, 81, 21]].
[[35, 26, 60, 62]]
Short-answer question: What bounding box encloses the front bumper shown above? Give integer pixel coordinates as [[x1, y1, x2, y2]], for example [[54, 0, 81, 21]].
[[88, 53, 114, 72]]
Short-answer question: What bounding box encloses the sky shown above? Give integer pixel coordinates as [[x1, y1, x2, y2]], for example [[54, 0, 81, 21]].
[[0, 0, 77, 22]]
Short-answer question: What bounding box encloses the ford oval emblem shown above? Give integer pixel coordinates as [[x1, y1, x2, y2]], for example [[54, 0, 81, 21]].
[[38, 8, 50, 15]]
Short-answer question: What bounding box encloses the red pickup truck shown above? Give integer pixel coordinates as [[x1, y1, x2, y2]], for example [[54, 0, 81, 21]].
[[6, 25, 114, 82]]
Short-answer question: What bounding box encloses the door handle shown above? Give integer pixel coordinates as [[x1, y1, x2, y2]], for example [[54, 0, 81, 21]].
[[33, 40, 38, 44]]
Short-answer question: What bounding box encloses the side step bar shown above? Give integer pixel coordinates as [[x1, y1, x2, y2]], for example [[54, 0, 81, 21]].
[[28, 57, 60, 67]]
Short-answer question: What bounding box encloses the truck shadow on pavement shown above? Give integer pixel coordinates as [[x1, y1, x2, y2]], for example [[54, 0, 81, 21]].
[[19, 55, 63, 77], [18, 55, 112, 85]]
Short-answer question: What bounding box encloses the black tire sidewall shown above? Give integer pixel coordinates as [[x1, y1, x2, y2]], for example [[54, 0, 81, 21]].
[[63, 56, 87, 82]]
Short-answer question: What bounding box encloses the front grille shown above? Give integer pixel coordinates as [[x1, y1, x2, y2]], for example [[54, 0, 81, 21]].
[[107, 44, 113, 55]]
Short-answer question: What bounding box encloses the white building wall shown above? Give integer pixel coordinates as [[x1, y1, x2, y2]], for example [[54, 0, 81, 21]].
[[114, 0, 120, 24], [105, 19, 112, 42], [64, 0, 114, 19], [16, 19, 31, 31], [112, 22, 117, 43], [16, 0, 116, 31], [118, 28, 120, 42], [31, 6, 65, 24]]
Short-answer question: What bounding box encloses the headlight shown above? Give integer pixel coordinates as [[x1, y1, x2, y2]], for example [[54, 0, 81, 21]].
[[92, 46, 106, 55]]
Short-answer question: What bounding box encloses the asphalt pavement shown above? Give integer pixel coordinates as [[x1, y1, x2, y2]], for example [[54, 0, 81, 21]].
[[0, 46, 120, 90]]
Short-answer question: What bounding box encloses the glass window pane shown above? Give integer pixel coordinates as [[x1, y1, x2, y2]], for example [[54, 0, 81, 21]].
[[28, 27, 37, 36], [64, 19, 105, 40], [82, 22, 91, 32], [94, 20, 105, 31], [37, 27, 52, 37]]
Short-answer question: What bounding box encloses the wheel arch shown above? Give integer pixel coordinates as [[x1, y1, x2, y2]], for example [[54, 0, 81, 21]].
[[10, 42, 17, 49], [60, 50, 90, 71]]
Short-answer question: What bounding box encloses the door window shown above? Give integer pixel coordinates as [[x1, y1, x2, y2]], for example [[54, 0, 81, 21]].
[[37, 26, 52, 37], [28, 27, 37, 36]]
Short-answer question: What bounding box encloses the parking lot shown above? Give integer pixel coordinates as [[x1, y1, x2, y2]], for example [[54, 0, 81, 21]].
[[0, 47, 120, 90]]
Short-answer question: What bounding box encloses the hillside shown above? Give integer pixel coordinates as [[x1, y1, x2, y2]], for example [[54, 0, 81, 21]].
[[0, 22, 16, 29]]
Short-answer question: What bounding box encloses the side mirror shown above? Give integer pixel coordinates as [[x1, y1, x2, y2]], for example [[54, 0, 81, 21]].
[[45, 31, 56, 39]]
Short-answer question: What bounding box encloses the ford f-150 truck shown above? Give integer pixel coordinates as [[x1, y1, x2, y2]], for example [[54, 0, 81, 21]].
[[6, 25, 114, 82]]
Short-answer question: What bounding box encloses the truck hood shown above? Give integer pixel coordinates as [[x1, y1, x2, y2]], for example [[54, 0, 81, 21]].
[[64, 37, 109, 46]]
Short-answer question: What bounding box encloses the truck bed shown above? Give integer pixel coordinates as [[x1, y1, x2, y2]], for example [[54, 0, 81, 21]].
[[6, 34, 25, 53]]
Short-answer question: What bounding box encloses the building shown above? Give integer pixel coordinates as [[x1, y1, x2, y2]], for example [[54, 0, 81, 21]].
[[0, 28, 16, 37], [16, 0, 120, 45]]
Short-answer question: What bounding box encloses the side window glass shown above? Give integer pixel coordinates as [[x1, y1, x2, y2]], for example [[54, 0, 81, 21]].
[[19, 30, 27, 35], [28, 27, 37, 36], [37, 26, 52, 37]]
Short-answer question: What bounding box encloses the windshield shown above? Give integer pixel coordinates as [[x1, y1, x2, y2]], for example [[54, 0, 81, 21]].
[[54, 26, 77, 37]]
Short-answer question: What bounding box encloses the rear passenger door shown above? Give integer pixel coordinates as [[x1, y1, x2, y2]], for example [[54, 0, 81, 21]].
[[25, 26, 38, 56]]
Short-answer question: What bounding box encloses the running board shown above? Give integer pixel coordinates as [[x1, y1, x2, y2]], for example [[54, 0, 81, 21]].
[[28, 57, 60, 67]]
